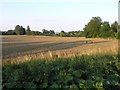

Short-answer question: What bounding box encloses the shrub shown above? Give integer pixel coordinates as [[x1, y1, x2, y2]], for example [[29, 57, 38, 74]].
[[2, 54, 120, 89]]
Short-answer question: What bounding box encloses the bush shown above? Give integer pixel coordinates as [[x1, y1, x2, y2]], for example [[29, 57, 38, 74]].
[[116, 30, 120, 39], [2, 54, 120, 89]]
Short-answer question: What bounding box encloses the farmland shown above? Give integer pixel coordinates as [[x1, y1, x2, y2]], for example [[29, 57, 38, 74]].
[[2, 35, 118, 63], [2, 35, 120, 89]]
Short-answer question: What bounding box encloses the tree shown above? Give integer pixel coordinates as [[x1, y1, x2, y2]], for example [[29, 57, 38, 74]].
[[14, 25, 26, 35], [7, 30, 16, 35], [84, 17, 102, 38], [34, 31, 42, 35], [20, 26, 26, 35], [15, 25, 21, 35], [2, 31, 6, 35], [99, 21, 111, 38], [49, 30, 55, 35], [42, 29, 55, 36], [26, 25, 31, 35], [116, 30, 120, 39], [76, 31, 84, 37], [67, 31, 84, 37], [2, 30, 16, 35], [59, 30, 67, 37], [111, 21, 118, 33], [42, 29, 50, 35]]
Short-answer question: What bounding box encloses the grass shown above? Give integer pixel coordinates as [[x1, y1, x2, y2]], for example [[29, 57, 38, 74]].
[[2, 54, 120, 89]]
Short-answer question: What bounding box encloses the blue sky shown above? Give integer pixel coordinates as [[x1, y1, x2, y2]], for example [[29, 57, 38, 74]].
[[0, 0, 118, 32]]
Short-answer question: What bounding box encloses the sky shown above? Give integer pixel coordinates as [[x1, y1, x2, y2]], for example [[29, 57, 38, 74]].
[[0, 0, 118, 32]]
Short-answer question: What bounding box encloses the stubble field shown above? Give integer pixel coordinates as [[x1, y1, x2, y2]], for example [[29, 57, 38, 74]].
[[2, 35, 118, 63]]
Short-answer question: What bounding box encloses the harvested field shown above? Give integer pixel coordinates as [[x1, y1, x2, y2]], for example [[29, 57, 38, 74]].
[[2, 35, 118, 63]]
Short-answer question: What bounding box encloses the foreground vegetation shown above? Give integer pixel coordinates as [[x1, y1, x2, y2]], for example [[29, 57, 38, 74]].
[[2, 54, 120, 89]]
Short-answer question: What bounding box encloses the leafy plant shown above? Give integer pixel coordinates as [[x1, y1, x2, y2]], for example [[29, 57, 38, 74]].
[[2, 54, 120, 89]]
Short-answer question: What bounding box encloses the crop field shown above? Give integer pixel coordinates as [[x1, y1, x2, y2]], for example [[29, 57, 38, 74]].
[[2, 35, 118, 63], [2, 36, 120, 89]]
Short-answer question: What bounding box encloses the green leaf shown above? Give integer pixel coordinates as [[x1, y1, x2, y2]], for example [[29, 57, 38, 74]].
[[69, 84, 79, 89], [50, 83, 59, 88], [106, 74, 120, 86], [23, 82, 36, 89], [42, 83, 48, 88], [65, 74, 73, 82], [85, 80, 95, 88], [79, 80, 86, 88]]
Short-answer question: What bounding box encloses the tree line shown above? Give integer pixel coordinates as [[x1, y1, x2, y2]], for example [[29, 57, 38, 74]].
[[1, 16, 120, 39], [83, 17, 120, 39]]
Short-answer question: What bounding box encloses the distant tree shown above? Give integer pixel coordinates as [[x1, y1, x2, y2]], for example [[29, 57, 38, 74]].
[[42, 29, 49, 34], [14, 25, 21, 35], [68, 31, 74, 37], [34, 31, 42, 35], [26, 25, 31, 35], [29, 31, 41, 35], [61, 30, 65, 33], [42, 29, 55, 35], [14, 25, 26, 35], [111, 21, 118, 33], [2, 30, 16, 35], [68, 31, 76, 37], [59, 30, 67, 37], [1, 31, 6, 35], [99, 21, 111, 38], [76, 31, 84, 37], [49, 30, 55, 35], [68, 31, 84, 37], [30, 31, 35, 35], [20, 26, 26, 35], [84, 17, 102, 38], [7, 30, 16, 35], [27, 25, 31, 32]]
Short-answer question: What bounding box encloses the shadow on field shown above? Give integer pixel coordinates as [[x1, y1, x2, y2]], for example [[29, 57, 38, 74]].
[[44, 40, 111, 51], [2, 40, 111, 59]]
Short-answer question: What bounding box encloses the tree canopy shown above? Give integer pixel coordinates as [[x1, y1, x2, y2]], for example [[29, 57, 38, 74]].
[[84, 17, 102, 38], [1, 16, 120, 39]]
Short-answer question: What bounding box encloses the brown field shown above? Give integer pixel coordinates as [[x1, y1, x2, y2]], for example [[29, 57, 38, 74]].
[[2, 35, 118, 64]]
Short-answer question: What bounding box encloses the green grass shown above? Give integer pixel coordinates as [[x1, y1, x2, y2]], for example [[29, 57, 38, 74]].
[[2, 54, 120, 90]]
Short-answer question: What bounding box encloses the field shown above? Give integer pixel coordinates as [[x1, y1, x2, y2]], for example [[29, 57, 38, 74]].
[[2, 35, 118, 64], [2, 35, 120, 89]]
